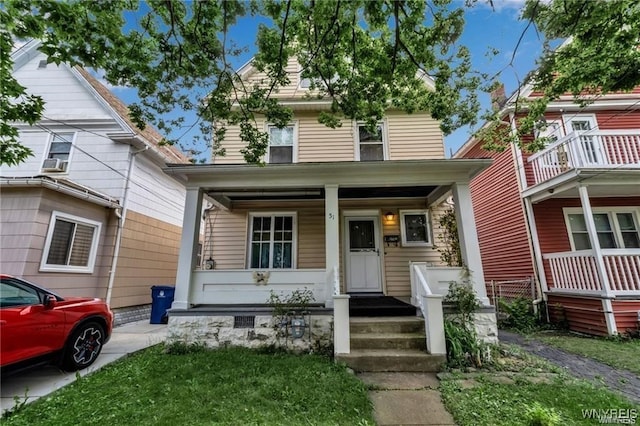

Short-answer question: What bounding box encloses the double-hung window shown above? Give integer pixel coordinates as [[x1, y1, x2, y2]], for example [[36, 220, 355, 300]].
[[400, 210, 431, 246], [40, 212, 101, 273], [356, 123, 386, 161], [566, 209, 640, 250], [267, 125, 296, 164], [249, 214, 296, 269], [42, 132, 74, 171]]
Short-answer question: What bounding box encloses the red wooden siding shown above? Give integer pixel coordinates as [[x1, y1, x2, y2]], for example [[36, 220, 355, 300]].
[[547, 294, 609, 336], [534, 197, 640, 289], [462, 142, 535, 281], [612, 300, 640, 334]]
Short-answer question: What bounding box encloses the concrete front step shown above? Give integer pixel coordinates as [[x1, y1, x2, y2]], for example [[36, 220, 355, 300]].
[[336, 349, 445, 372], [350, 316, 425, 334], [351, 333, 427, 350]]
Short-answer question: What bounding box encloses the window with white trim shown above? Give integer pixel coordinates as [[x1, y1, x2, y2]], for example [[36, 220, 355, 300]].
[[249, 214, 296, 269], [356, 123, 386, 161], [267, 125, 295, 164], [535, 120, 564, 144], [565, 209, 640, 250], [42, 132, 74, 171], [40, 212, 101, 273], [400, 210, 431, 246]]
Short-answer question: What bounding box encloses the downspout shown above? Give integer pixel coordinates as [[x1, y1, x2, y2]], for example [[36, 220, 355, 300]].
[[105, 145, 149, 305], [509, 112, 547, 316]]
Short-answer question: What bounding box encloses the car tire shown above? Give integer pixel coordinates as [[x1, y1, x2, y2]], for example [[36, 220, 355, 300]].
[[61, 321, 105, 371]]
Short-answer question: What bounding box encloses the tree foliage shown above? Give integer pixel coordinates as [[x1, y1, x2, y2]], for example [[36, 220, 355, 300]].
[[1, 0, 482, 165], [479, 0, 640, 153]]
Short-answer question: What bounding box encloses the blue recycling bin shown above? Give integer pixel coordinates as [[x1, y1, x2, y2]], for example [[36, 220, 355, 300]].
[[150, 285, 175, 324]]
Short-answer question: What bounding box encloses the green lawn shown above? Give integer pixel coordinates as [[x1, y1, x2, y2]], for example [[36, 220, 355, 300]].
[[3, 345, 374, 425], [534, 332, 640, 375], [441, 375, 637, 426]]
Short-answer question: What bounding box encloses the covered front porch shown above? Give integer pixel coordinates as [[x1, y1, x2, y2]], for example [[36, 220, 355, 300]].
[[163, 159, 492, 353], [523, 166, 640, 335]]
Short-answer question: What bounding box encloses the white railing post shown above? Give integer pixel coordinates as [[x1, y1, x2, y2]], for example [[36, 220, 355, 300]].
[[423, 294, 446, 355], [333, 294, 350, 354]]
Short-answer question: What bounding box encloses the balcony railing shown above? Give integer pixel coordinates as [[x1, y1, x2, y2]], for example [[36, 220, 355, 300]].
[[528, 130, 640, 185], [544, 249, 640, 295]]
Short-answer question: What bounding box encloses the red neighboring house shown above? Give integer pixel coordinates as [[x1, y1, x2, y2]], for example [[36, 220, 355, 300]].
[[456, 84, 640, 336]]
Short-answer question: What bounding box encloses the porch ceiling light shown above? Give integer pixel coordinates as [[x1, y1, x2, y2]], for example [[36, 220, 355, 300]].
[[384, 211, 395, 222]]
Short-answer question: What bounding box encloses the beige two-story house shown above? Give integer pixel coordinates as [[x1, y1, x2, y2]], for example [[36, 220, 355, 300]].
[[163, 58, 495, 369]]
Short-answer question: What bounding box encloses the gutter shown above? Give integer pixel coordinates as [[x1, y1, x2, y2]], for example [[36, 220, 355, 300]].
[[0, 176, 120, 208]]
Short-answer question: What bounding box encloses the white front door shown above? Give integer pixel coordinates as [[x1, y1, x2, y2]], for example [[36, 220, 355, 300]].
[[564, 115, 603, 165], [345, 216, 383, 293]]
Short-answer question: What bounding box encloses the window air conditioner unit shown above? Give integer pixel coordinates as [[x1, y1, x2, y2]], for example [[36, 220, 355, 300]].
[[42, 158, 66, 172]]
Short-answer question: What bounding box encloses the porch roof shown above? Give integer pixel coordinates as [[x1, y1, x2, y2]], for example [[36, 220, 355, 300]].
[[163, 159, 492, 191]]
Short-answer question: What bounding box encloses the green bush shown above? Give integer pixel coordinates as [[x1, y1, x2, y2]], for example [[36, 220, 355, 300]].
[[525, 402, 561, 426], [499, 297, 538, 332], [443, 276, 493, 369]]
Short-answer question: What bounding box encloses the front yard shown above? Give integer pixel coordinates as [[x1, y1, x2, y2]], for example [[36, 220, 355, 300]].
[[439, 345, 638, 425], [3, 345, 374, 426]]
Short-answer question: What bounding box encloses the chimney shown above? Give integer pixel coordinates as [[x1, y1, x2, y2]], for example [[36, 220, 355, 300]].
[[490, 83, 507, 111]]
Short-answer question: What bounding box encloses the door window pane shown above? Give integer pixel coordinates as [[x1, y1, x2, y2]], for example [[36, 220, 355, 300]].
[[349, 221, 375, 250]]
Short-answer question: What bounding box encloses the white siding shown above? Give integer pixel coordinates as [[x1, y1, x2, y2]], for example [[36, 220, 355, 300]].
[[128, 155, 186, 227], [12, 52, 112, 121]]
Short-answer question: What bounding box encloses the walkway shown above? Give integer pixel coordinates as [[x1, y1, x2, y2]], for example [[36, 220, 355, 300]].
[[499, 330, 640, 404], [358, 372, 455, 425], [1, 321, 167, 414]]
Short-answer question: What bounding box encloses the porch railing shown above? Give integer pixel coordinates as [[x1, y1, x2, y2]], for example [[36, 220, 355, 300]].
[[190, 269, 327, 305], [528, 130, 640, 185], [409, 262, 448, 355], [544, 249, 640, 295]]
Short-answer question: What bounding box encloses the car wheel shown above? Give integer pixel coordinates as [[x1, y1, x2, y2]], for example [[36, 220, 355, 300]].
[[61, 322, 105, 371]]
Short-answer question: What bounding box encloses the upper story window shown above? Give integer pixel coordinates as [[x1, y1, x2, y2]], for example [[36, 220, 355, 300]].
[[40, 211, 102, 273], [535, 120, 564, 144], [565, 208, 640, 250], [248, 213, 296, 269], [42, 132, 74, 172], [356, 123, 387, 161], [400, 210, 431, 246], [267, 124, 296, 164]]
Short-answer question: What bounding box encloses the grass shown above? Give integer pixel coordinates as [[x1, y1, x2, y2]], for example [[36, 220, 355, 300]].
[[3, 345, 374, 426], [441, 343, 638, 425], [533, 331, 640, 375], [440, 375, 637, 426]]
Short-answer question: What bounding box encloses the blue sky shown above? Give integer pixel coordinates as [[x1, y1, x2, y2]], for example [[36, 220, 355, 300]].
[[109, 0, 541, 160]]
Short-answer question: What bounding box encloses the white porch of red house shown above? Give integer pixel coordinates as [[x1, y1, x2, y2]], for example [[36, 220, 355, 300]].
[[164, 160, 491, 354], [523, 130, 640, 335]]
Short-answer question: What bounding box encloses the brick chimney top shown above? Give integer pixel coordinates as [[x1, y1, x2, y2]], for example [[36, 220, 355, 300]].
[[490, 83, 507, 111]]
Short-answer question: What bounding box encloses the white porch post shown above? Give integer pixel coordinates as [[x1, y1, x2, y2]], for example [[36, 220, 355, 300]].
[[172, 187, 203, 310], [452, 182, 490, 305], [325, 184, 340, 302], [578, 185, 617, 334]]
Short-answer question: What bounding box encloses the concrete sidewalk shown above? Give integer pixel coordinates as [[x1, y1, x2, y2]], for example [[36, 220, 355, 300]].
[[1, 320, 167, 414], [358, 372, 455, 425]]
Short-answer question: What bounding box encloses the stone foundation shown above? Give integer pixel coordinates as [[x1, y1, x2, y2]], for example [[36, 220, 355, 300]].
[[112, 304, 152, 326], [472, 312, 498, 344], [168, 314, 333, 352], [443, 310, 498, 345]]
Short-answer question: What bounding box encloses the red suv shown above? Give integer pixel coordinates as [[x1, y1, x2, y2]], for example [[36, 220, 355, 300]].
[[0, 275, 113, 372]]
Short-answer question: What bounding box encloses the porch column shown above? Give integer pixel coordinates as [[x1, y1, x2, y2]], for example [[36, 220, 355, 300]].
[[172, 187, 203, 310], [578, 185, 617, 334], [452, 182, 490, 305], [325, 184, 340, 302]]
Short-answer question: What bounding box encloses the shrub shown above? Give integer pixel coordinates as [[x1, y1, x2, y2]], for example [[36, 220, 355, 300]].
[[443, 276, 493, 368], [498, 297, 538, 332], [525, 402, 561, 426]]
